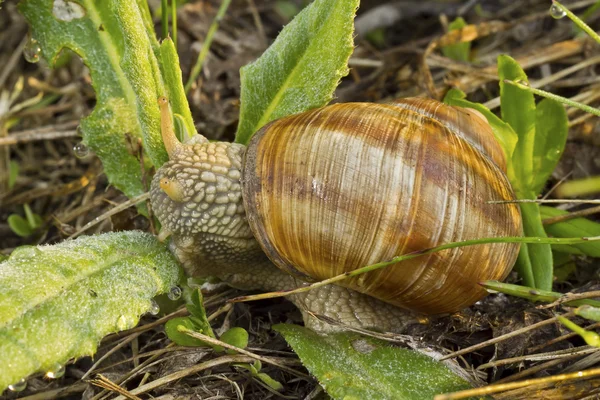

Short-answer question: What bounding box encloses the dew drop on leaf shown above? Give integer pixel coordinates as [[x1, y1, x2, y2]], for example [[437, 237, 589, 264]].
[[73, 142, 89, 158], [24, 37, 41, 63], [45, 363, 65, 379], [149, 299, 160, 315], [549, 4, 566, 19], [168, 286, 182, 301], [10, 245, 42, 260], [116, 314, 134, 331], [8, 379, 27, 392], [52, 0, 86, 21]]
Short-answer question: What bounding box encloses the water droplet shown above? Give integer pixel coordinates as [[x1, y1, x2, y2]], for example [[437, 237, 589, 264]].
[[45, 363, 65, 379], [53, 0, 86, 21], [116, 315, 134, 331], [149, 300, 160, 315], [8, 379, 27, 392], [73, 142, 89, 158], [10, 245, 42, 260], [168, 286, 182, 301], [24, 37, 41, 63], [550, 4, 566, 19]]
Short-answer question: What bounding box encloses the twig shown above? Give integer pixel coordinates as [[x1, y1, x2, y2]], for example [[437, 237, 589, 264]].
[[434, 367, 600, 400], [440, 312, 574, 361], [179, 328, 309, 378], [542, 205, 600, 225], [81, 331, 143, 380], [67, 192, 150, 239]]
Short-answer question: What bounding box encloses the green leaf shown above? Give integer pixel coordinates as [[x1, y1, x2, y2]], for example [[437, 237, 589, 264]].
[[576, 306, 600, 323], [165, 317, 209, 347], [165, 288, 215, 347], [256, 372, 284, 391], [520, 202, 553, 291], [540, 206, 600, 257], [531, 98, 568, 195], [158, 38, 196, 140], [441, 17, 470, 62], [274, 324, 472, 400], [7, 215, 33, 237], [0, 231, 180, 391], [498, 55, 553, 290], [19, 0, 171, 200], [214, 327, 249, 354], [498, 54, 536, 195], [235, 0, 359, 144]]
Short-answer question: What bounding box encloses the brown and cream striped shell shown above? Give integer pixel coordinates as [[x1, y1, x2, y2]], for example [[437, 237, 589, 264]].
[[241, 98, 522, 314]]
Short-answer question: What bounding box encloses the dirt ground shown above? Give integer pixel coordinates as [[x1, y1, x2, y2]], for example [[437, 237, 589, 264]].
[[1, 0, 600, 398]]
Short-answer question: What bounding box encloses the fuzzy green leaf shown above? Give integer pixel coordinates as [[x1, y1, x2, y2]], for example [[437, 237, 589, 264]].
[[18, 0, 171, 200], [165, 317, 209, 347], [235, 0, 359, 144], [532, 99, 568, 194], [0, 231, 181, 391], [158, 38, 196, 140], [274, 324, 472, 400]]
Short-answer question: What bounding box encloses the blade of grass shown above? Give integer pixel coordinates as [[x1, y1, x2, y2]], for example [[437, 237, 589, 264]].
[[171, 0, 177, 47], [230, 235, 600, 303], [481, 281, 600, 308], [185, 0, 233, 92], [552, 0, 600, 44], [161, 0, 168, 39]]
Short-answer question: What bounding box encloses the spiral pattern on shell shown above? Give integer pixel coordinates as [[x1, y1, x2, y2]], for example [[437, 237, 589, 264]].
[[241, 98, 522, 314]]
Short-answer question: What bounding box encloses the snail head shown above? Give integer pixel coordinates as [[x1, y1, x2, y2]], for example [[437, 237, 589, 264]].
[[150, 97, 251, 243]]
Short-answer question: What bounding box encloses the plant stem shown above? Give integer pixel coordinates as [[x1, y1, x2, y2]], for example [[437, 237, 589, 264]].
[[161, 0, 168, 39], [171, 0, 178, 47], [552, 0, 600, 44], [185, 0, 233, 92], [231, 235, 600, 303]]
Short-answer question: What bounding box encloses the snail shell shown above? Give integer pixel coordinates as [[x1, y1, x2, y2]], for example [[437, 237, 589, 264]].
[[241, 98, 522, 314]]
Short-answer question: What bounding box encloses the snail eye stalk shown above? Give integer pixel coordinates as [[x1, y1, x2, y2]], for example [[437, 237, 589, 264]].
[[160, 177, 185, 202], [158, 96, 182, 158]]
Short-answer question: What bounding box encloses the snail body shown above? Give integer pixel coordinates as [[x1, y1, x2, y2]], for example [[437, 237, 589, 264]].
[[151, 98, 522, 329]]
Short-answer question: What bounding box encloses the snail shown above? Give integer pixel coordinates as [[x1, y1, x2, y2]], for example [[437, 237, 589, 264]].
[[150, 97, 522, 332]]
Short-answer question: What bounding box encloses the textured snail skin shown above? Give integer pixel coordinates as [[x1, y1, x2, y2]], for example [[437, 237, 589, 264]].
[[242, 99, 522, 314], [151, 137, 417, 332]]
